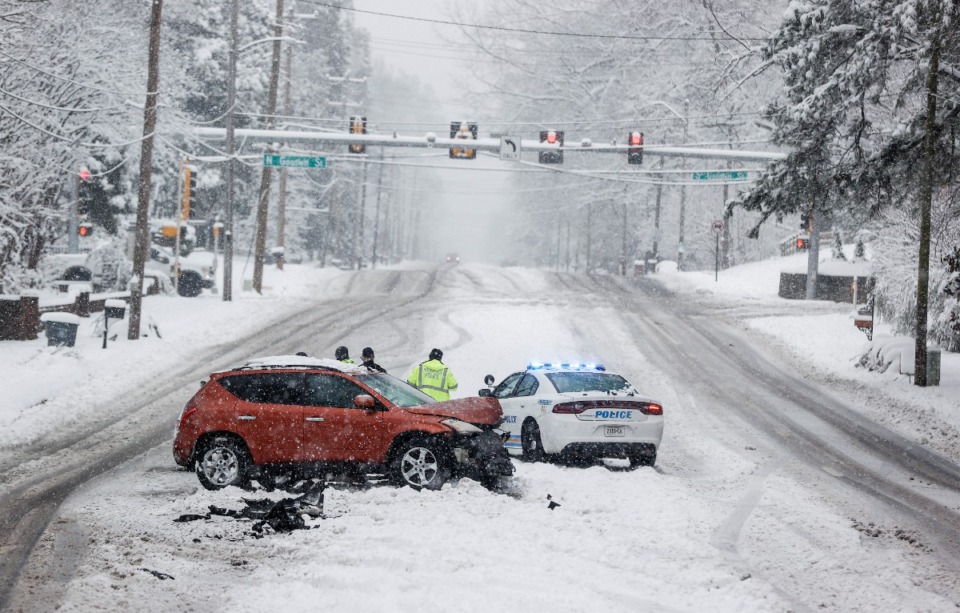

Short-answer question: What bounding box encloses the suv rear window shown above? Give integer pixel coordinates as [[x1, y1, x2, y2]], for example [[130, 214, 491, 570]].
[[545, 372, 632, 394], [219, 373, 304, 405]]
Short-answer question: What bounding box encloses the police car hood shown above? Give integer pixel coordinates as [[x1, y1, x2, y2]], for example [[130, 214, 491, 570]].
[[407, 396, 503, 426]]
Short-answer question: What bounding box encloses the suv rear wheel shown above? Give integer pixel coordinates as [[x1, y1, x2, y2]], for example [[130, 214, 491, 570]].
[[195, 435, 251, 490], [393, 438, 448, 490]]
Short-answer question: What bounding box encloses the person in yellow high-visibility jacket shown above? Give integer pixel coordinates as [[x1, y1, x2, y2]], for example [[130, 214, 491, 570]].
[[407, 348, 458, 401]]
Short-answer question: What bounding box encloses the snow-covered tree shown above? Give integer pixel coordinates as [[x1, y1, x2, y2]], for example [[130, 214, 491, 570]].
[[729, 0, 960, 357]]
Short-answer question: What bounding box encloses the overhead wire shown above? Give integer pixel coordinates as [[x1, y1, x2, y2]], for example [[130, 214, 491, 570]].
[[299, 0, 768, 42]]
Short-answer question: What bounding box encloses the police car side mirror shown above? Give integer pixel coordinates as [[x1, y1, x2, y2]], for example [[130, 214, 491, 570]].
[[483, 374, 495, 386], [478, 389, 492, 397]]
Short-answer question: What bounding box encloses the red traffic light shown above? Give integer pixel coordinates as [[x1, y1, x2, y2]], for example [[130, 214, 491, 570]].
[[796, 237, 809, 250], [627, 131, 644, 165], [79, 169, 91, 181], [545, 131, 558, 144], [78, 223, 93, 237]]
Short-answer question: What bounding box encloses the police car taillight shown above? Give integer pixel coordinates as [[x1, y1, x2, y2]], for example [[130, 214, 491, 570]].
[[643, 403, 663, 415], [554, 401, 662, 415]]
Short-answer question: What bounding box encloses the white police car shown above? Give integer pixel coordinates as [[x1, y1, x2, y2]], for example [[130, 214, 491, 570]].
[[480, 363, 663, 469]]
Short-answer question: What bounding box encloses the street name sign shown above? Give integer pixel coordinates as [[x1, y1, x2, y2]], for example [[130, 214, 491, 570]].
[[691, 170, 748, 181], [263, 154, 327, 169]]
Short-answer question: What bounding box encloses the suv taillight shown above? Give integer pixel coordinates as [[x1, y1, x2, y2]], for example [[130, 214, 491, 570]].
[[553, 400, 662, 415]]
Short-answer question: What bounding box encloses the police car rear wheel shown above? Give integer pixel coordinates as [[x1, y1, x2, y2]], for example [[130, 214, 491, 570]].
[[521, 420, 546, 463]]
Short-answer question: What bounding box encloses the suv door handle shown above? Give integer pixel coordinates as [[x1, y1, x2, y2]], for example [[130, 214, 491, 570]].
[[237, 415, 255, 421], [305, 417, 325, 422]]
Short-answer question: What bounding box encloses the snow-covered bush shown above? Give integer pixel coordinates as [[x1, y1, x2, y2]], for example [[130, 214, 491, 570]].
[[871, 191, 960, 351]]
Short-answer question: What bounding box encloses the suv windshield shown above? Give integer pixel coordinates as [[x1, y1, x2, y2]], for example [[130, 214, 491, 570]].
[[545, 372, 633, 394], [357, 373, 435, 407]]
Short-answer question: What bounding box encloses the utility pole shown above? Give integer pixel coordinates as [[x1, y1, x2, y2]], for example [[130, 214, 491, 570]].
[[678, 99, 689, 271], [915, 4, 943, 387], [128, 0, 164, 341], [68, 174, 79, 254], [565, 219, 571, 271], [275, 32, 293, 271], [222, 0, 239, 301], [352, 161, 368, 270], [252, 0, 285, 293], [371, 150, 385, 269], [804, 205, 820, 300], [585, 202, 593, 273], [653, 159, 663, 258], [620, 198, 628, 276]]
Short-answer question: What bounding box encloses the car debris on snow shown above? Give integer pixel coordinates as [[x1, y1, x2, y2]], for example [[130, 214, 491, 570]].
[[174, 480, 325, 534]]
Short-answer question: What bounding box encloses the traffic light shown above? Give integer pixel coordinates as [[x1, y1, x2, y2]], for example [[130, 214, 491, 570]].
[[800, 212, 811, 232], [797, 237, 809, 250], [182, 165, 198, 220], [539, 130, 564, 164], [77, 168, 92, 216], [449, 121, 478, 159], [349, 116, 367, 154], [627, 131, 644, 165], [78, 222, 93, 237]]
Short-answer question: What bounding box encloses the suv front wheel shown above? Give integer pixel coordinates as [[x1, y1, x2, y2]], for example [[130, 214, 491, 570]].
[[195, 435, 251, 490], [393, 437, 448, 491]]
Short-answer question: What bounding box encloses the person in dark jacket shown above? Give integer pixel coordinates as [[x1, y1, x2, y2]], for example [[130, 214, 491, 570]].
[[335, 346, 355, 364], [360, 347, 386, 373]]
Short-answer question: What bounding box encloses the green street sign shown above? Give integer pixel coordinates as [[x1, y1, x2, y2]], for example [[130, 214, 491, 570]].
[[691, 170, 749, 181], [263, 154, 327, 169]]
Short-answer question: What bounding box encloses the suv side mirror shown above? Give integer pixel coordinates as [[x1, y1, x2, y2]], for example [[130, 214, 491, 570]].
[[483, 374, 495, 386], [479, 389, 492, 397], [354, 394, 376, 410]]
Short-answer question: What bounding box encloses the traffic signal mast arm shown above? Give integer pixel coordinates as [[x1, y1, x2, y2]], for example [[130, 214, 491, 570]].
[[193, 127, 787, 163]]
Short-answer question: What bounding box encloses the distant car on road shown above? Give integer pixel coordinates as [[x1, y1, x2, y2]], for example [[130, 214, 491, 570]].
[[174, 356, 514, 491], [445, 253, 461, 264], [481, 363, 663, 469]]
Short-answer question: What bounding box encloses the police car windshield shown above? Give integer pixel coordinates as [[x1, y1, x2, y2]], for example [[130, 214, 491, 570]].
[[356, 373, 436, 406], [545, 372, 633, 394]]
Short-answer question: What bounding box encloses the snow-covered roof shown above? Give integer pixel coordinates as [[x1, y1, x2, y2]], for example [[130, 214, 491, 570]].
[[238, 355, 367, 374]]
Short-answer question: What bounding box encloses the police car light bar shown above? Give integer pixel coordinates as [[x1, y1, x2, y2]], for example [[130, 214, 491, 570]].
[[527, 362, 605, 371]]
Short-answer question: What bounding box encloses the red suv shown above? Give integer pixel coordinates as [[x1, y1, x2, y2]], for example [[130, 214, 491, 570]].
[[173, 356, 514, 491]]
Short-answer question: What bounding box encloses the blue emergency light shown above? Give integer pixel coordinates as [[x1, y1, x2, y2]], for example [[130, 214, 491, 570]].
[[527, 362, 605, 371]]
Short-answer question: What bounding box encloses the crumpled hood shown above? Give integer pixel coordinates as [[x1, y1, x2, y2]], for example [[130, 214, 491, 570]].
[[407, 396, 503, 426]]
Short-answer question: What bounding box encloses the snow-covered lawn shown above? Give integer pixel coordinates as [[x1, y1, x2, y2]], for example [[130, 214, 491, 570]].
[[654, 252, 960, 466]]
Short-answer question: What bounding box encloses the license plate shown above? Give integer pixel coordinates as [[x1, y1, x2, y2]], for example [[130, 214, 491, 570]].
[[604, 426, 625, 437]]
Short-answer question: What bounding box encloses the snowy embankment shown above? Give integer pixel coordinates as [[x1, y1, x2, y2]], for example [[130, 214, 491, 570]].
[[0, 263, 347, 450], [654, 252, 960, 465]]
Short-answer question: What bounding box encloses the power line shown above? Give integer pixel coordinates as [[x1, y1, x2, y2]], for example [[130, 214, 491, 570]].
[[301, 1, 767, 42]]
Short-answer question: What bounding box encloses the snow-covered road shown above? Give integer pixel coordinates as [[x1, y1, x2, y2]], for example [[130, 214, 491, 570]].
[[3, 264, 960, 611]]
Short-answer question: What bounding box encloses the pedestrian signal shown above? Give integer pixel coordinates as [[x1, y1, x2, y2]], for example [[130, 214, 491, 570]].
[[449, 121, 478, 159], [349, 116, 367, 154]]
